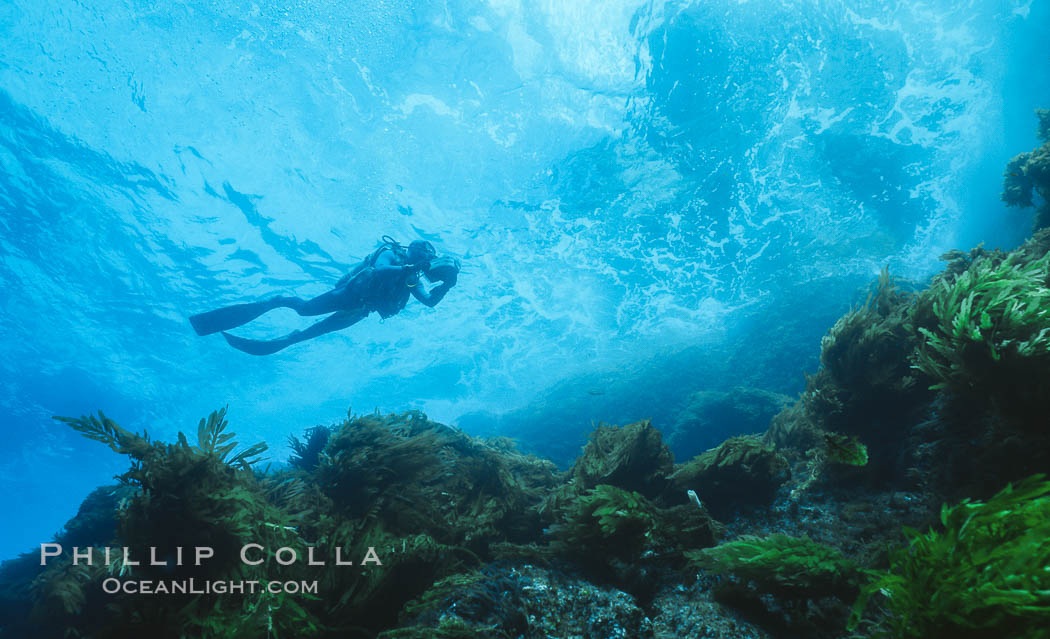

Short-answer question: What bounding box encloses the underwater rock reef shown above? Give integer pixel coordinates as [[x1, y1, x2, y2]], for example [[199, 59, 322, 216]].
[[456, 295, 846, 470], [4, 113, 1050, 639], [0, 410, 746, 639], [667, 387, 792, 462]]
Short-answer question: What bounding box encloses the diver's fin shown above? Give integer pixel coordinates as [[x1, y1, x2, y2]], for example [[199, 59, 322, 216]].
[[220, 311, 366, 355], [221, 331, 294, 356], [189, 299, 284, 336]]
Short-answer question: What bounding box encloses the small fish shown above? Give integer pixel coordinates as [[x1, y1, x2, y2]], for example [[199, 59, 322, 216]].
[[587, 388, 605, 396]]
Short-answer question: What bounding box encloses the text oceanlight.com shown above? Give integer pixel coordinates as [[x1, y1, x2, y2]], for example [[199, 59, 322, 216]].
[[102, 578, 317, 595]]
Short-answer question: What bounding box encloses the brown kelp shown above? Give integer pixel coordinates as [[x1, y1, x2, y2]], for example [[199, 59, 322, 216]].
[[766, 268, 932, 483], [41, 408, 323, 638], [1002, 109, 1050, 231], [542, 421, 721, 598], [670, 435, 790, 518], [36, 409, 708, 638], [568, 419, 673, 498]]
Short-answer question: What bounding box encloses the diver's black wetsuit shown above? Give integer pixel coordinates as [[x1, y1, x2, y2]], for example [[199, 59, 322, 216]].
[[190, 242, 456, 355]]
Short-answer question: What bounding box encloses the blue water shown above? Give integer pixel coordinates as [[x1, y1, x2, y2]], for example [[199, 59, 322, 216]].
[[0, 0, 1046, 560]]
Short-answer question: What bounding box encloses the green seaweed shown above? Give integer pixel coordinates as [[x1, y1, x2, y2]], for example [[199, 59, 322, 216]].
[[548, 484, 658, 566], [913, 251, 1050, 416], [688, 533, 858, 600], [572, 485, 654, 541], [823, 433, 868, 467], [783, 432, 869, 501], [849, 475, 1050, 638], [547, 481, 720, 583], [687, 533, 859, 637]]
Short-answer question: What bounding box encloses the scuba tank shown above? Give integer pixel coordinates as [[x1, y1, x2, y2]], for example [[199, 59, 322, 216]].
[[336, 235, 405, 288]]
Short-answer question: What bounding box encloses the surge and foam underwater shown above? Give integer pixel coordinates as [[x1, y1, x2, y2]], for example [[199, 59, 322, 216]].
[[0, 0, 1048, 563]]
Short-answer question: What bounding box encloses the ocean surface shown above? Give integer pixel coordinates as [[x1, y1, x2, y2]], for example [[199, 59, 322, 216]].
[[1, 0, 1047, 559]]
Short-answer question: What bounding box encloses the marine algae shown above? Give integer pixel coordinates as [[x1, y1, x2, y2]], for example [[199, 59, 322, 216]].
[[850, 475, 1050, 639]]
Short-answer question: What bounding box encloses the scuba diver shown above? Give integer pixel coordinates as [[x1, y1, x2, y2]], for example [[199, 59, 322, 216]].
[[189, 236, 460, 355]]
